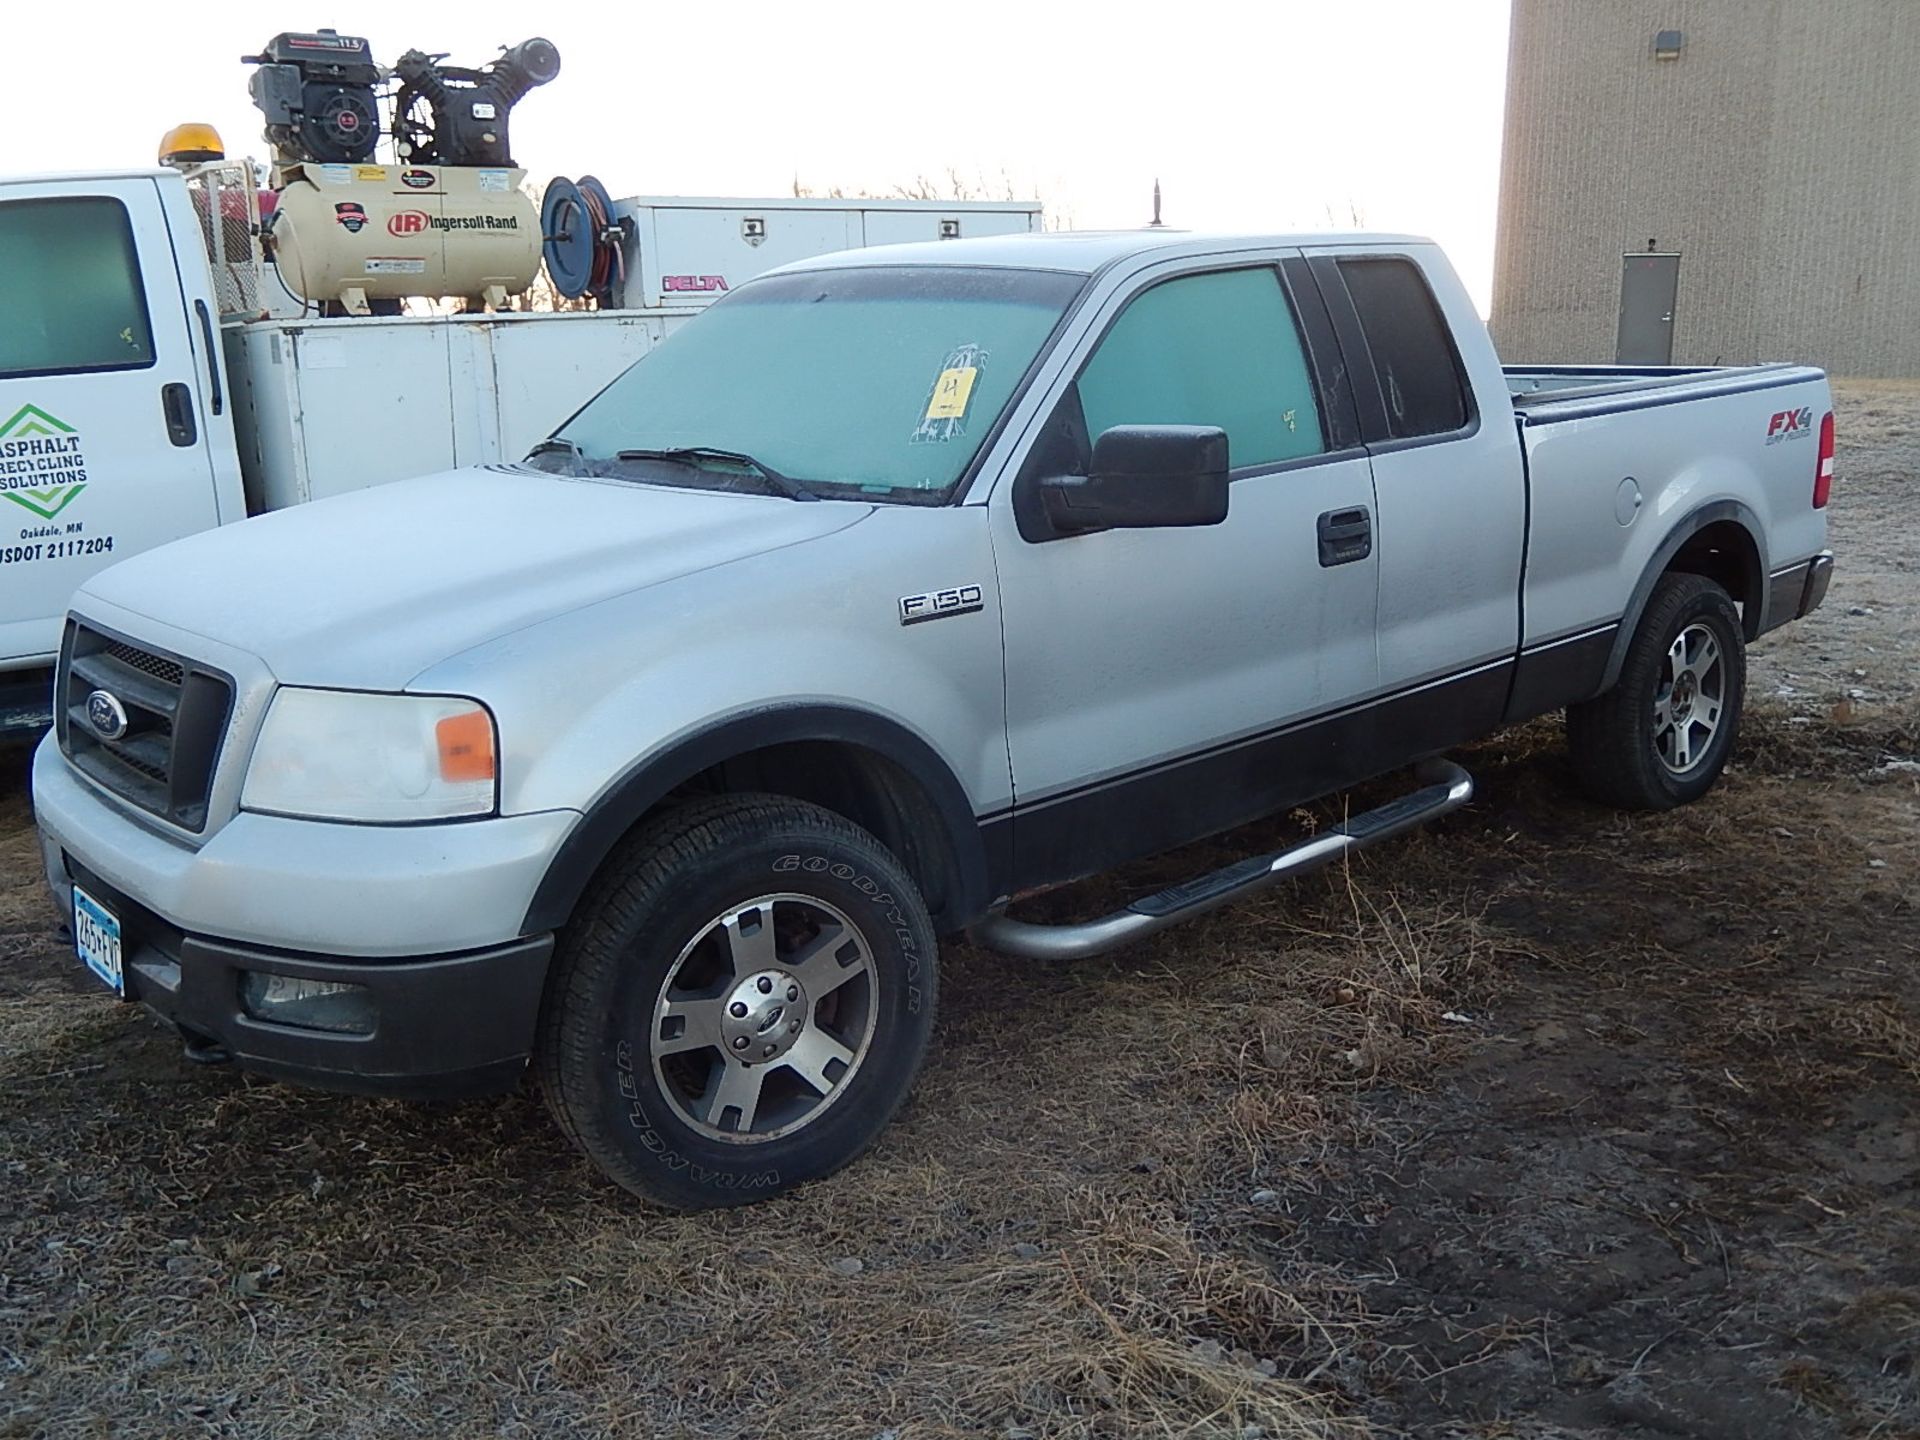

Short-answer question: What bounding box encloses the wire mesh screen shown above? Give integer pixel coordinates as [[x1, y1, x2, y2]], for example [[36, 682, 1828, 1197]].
[[185, 163, 263, 316]]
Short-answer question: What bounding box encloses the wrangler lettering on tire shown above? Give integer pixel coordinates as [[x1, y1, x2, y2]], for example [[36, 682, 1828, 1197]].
[[535, 794, 938, 1209]]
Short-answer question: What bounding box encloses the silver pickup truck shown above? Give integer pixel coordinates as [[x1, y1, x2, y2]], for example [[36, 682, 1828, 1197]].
[[33, 231, 1835, 1208]]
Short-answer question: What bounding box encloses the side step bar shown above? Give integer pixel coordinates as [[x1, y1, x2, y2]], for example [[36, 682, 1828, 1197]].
[[969, 759, 1473, 961]]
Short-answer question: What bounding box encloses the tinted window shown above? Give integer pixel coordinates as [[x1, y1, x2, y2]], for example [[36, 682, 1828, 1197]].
[[1338, 258, 1468, 439], [0, 198, 156, 380], [1077, 268, 1325, 469]]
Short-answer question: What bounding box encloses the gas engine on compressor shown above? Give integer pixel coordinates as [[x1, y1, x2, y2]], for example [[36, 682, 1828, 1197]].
[[242, 29, 560, 313]]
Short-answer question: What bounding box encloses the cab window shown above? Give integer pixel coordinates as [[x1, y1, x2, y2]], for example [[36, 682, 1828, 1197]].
[[1337, 257, 1469, 439], [0, 197, 156, 380], [1076, 267, 1326, 470]]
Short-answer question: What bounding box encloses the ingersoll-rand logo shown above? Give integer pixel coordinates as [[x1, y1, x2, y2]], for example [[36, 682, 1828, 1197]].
[[1765, 407, 1815, 444]]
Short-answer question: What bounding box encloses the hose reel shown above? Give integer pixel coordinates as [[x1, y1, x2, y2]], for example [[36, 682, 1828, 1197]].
[[541, 175, 624, 303]]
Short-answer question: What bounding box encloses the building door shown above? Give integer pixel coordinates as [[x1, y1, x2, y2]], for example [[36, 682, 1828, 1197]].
[[1616, 252, 1680, 364]]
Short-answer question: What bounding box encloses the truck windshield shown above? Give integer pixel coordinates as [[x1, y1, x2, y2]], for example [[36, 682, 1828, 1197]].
[[546, 265, 1085, 501]]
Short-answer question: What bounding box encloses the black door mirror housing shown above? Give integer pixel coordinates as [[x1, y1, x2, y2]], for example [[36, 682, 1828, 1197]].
[[1038, 425, 1230, 534]]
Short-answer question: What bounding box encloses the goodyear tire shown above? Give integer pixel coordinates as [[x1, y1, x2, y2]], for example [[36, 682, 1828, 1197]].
[[1567, 572, 1746, 811], [536, 794, 938, 1209]]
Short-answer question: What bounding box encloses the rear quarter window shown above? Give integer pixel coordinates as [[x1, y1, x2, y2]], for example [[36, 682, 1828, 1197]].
[[0, 196, 157, 380], [1338, 257, 1469, 440]]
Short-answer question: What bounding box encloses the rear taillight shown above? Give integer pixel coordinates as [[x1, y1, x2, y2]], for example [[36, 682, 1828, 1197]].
[[1814, 410, 1835, 508]]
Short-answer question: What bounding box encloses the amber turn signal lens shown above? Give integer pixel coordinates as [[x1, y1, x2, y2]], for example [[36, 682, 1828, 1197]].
[[435, 709, 496, 783]]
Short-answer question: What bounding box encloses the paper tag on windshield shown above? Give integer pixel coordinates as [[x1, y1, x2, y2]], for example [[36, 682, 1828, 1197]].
[[912, 345, 988, 444], [924, 366, 978, 421]]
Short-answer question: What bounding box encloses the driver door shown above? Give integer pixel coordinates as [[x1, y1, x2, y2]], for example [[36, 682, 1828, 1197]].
[[989, 258, 1381, 890]]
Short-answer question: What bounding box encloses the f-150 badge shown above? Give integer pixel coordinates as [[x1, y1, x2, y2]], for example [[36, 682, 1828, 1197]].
[[899, 584, 984, 625]]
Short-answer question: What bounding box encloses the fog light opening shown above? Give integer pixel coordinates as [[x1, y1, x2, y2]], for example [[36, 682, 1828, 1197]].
[[239, 973, 376, 1035]]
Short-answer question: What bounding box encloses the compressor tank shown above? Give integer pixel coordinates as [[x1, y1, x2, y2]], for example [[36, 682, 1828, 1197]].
[[270, 163, 539, 310]]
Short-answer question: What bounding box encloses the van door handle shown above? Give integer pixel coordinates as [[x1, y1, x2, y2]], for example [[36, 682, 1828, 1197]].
[[161, 383, 198, 447], [1316, 506, 1371, 566], [194, 299, 224, 416]]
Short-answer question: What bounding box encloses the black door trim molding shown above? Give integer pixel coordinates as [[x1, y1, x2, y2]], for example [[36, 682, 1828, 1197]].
[[997, 657, 1514, 896]]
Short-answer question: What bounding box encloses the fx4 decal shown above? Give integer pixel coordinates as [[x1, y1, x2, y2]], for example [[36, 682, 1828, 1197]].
[[1765, 407, 1814, 444]]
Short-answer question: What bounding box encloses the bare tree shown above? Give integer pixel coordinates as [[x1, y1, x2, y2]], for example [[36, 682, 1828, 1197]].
[[794, 167, 1067, 229]]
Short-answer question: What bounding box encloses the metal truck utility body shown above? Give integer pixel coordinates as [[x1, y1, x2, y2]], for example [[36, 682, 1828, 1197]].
[[33, 230, 1834, 1105]]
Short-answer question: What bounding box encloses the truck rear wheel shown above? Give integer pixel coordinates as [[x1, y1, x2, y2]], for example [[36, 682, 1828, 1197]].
[[535, 794, 938, 1209], [1567, 572, 1746, 811]]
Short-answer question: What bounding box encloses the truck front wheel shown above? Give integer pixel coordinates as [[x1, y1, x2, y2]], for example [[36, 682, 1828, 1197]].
[[536, 795, 938, 1209], [1567, 572, 1746, 811]]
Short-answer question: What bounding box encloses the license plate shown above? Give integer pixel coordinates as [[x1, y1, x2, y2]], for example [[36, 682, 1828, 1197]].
[[73, 886, 124, 995]]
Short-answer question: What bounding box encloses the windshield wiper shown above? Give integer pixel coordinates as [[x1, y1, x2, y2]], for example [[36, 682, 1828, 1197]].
[[525, 436, 584, 472], [613, 446, 818, 501]]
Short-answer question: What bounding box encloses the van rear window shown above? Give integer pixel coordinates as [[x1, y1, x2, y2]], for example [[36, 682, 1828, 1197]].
[[0, 197, 157, 380]]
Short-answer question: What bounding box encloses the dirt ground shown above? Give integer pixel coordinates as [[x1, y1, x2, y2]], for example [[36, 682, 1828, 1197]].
[[1, 383, 1915, 1439]]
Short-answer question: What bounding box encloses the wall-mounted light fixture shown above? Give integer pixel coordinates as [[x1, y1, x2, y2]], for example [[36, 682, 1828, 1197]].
[[1654, 29, 1685, 60]]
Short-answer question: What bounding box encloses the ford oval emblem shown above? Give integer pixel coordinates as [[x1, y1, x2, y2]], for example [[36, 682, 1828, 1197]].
[[85, 689, 129, 741]]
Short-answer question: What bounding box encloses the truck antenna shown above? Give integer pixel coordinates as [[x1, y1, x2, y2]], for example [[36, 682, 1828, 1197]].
[[1149, 179, 1164, 228]]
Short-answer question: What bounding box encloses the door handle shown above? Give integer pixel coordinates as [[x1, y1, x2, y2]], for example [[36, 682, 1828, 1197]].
[[161, 383, 198, 448], [1316, 506, 1371, 566], [194, 299, 224, 416]]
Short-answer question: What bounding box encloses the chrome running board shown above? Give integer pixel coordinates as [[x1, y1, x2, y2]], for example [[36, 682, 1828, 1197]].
[[969, 759, 1473, 961]]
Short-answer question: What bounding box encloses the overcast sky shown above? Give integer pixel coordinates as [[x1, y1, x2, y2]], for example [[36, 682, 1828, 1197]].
[[15, 1, 1513, 309]]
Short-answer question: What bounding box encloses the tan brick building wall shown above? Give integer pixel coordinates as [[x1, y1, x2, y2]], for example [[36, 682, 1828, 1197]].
[[1491, 0, 1920, 376]]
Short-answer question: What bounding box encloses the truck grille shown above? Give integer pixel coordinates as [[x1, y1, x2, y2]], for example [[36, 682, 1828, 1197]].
[[57, 622, 233, 832]]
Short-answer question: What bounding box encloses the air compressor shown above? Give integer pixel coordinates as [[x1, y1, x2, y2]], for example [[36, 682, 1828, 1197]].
[[243, 30, 559, 313]]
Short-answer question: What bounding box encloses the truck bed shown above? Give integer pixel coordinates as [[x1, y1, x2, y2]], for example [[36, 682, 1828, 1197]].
[[1506, 359, 1832, 658], [1506, 362, 1822, 423]]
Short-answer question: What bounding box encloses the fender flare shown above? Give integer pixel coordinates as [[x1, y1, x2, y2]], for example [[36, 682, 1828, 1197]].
[[520, 704, 995, 936], [1600, 499, 1768, 691]]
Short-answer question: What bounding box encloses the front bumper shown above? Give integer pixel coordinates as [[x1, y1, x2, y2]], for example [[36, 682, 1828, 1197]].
[[33, 734, 579, 1097], [61, 862, 552, 1097], [33, 733, 578, 957]]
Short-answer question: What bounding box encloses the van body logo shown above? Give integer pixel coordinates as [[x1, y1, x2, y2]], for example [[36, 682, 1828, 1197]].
[[401, 169, 436, 190], [388, 210, 431, 236], [1766, 407, 1814, 444], [662, 274, 729, 293], [899, 584, 985, 625], [0, 405, 88, 520], [334, 202, 368, 233]]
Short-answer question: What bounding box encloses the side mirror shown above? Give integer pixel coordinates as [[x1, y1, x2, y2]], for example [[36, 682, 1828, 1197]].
[[1038, 425, 1229, 533]]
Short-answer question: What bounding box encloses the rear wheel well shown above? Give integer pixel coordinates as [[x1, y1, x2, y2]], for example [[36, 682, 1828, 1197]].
[[1666, 520, 1763, 638], [664, 741, 965, 926]]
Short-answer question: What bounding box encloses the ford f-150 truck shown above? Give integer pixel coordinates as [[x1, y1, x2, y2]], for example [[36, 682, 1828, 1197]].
[[33, 230, 1835, 1208]]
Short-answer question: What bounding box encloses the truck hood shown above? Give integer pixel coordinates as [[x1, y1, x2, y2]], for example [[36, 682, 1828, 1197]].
[[77, 467, 871, 689]]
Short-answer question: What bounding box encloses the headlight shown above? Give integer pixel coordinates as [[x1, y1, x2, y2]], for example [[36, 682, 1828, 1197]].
[[241, 689, 497, 823]]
